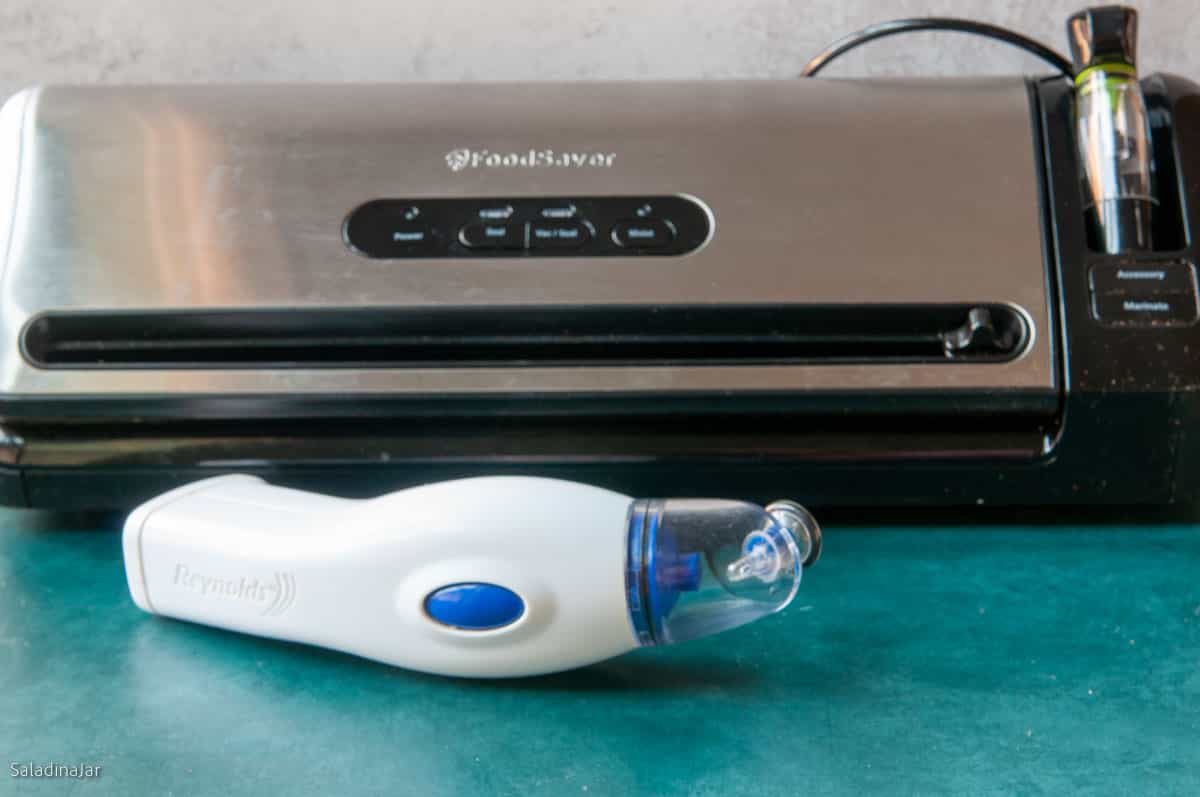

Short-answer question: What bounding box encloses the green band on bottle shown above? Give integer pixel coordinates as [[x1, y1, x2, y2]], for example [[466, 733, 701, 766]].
[[1074, 62, 1138, 87]]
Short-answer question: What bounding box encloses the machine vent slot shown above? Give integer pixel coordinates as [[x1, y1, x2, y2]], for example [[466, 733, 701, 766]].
[[21, 305, 1028, 369]]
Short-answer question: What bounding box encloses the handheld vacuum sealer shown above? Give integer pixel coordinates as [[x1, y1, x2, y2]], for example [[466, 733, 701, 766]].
[[1, 7, 1199, 511], [121, 474, 822, 677]]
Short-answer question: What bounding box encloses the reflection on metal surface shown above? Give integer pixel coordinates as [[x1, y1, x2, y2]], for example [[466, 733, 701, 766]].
[[0, 80, 1053, 405]]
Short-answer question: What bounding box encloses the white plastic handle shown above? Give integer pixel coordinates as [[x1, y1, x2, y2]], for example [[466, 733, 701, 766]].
[[123, 475, 638, 678]]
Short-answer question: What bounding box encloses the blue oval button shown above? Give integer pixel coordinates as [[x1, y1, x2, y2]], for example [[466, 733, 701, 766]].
[[424, 583, 525, 630]]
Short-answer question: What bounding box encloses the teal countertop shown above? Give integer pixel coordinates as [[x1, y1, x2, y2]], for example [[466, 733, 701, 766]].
[[1, 509, 1198, 795]]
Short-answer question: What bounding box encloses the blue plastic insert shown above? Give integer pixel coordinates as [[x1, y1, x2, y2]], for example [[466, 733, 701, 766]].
[[626, 499, 705, 647]]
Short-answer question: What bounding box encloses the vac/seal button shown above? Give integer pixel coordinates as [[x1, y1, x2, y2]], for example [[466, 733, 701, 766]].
[[612, 219, 675, 249], [424, 583, 525, 630], [459, 222, 523, 249], [1092, 292, 1199, 326], [528, 221, 591, 249]]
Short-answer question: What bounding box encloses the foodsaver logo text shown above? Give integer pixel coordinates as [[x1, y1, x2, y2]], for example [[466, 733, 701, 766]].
[[445, 147, 616, 171]]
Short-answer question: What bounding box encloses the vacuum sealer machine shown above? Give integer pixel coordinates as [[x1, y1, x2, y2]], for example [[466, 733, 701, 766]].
[[0, 9, 1197, 509]]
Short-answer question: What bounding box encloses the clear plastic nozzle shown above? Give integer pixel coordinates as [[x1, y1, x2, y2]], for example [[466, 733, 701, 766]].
[[625, 498, 820, 646]]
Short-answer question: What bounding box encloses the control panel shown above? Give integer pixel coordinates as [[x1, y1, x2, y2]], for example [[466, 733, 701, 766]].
[[344, 195, 710, 259], [1089, 261, 1199, 326]]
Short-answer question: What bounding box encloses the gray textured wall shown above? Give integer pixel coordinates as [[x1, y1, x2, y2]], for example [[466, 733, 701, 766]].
[[1, 1, 1196, 101]]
